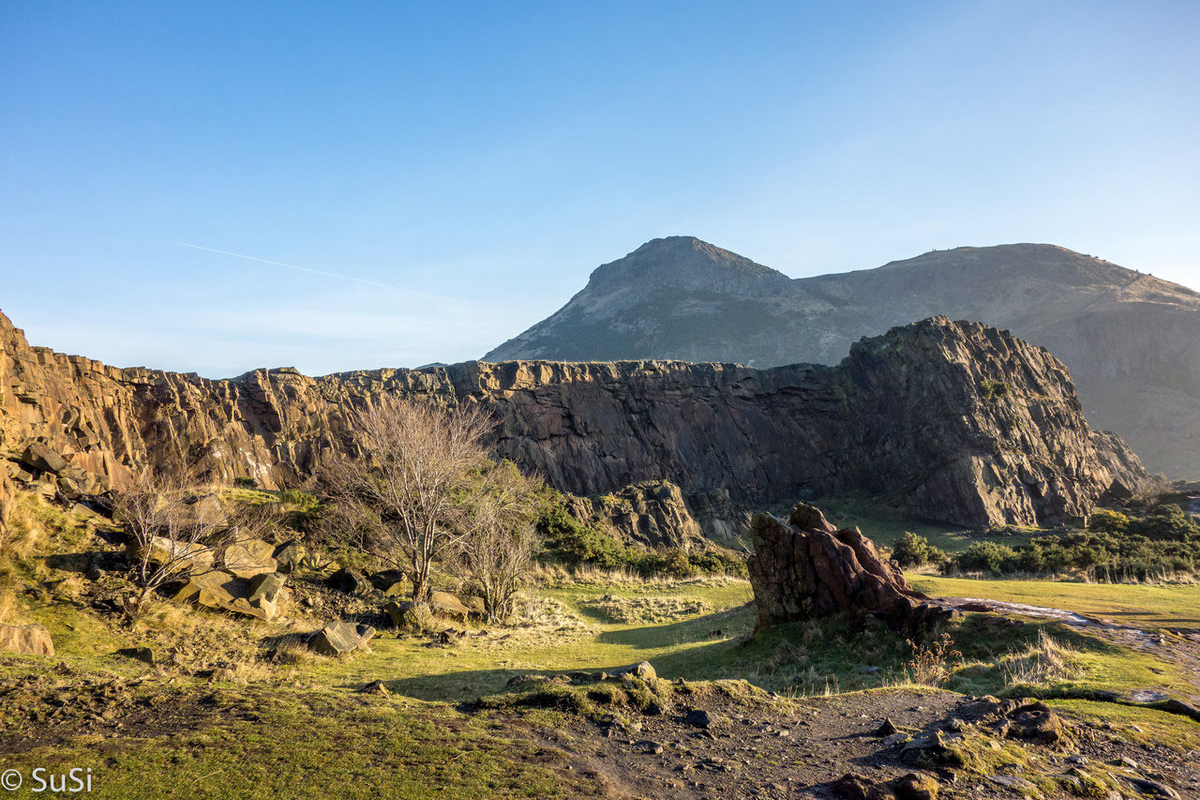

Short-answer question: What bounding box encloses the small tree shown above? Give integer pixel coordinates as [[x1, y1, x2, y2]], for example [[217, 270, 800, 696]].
[[456, 461, 540, 623], [324, 396, 495, 602], [111, 467, 226, 616]]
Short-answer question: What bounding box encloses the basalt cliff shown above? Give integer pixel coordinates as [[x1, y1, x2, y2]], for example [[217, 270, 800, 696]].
[[486, 237, 1200, 478], [0, 309, 1145, 537]]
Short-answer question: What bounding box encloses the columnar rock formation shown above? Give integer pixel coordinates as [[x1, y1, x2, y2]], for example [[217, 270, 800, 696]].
[[747, 503, 943, 630], [0, 309, 1144, 534]]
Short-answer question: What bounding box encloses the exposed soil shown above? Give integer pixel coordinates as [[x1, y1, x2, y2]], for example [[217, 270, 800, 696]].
[[492, 687, 1200, 798]]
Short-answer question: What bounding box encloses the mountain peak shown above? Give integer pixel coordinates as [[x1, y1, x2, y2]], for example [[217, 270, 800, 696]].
[[585, 236, 790, 294]]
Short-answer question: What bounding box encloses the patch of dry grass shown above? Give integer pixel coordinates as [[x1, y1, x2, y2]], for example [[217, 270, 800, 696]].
[[581, 594, 712, 624]]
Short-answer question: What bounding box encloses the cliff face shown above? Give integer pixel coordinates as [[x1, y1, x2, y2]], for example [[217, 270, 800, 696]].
[[485, 237, 1200, 478], [0, 309, 1145, 532]]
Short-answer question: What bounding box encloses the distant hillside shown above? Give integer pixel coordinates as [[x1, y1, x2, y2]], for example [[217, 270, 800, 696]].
[[485, 237, 1200, 478]]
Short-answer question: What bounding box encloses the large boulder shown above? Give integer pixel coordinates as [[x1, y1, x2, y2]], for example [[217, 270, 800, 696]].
[[310, 620, 369, 656], [126, 536, 214, 575], [175, 570, 283, 620], [222, 539, 277, 579], [19, 442, 66, 475], [429, 591, 471, 621], [0, 623, 55, 656], [273, 542, 308, 574], [748, 502, 953, 632], [325, 567, 370, 595]]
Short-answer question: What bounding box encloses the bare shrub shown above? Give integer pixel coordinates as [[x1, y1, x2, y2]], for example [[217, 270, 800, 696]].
[[322, 396, 495, 602], [112, 468, 276, 618], [455, 461, 541, 623]]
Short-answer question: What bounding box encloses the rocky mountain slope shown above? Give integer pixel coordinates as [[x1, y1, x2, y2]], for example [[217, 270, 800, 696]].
[[485, 237, 1200, 478], [0, 309, 1144, 534]]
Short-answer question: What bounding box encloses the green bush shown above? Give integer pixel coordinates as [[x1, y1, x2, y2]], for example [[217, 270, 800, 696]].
[[233, 476, 258, 489], [536, 504, 747, 578], [890, 532, 947, 568], [940, 502, 1200, 580]]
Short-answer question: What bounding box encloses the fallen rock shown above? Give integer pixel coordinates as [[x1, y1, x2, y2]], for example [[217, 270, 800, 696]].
[[117, 646, 155, 666], [222, 539, 277, 579], [310, 620, 367, 656], [174, 570, 282, 620], [632, 739, 664, 755], [1005, 701, 1066, 745], [1122, 776, 1182, 799], [0, 623, 55, 656], [273, 542, 308, 573], [875, 718, 899, 737], [326, 567, 370, 595], [20, 442, 66, 475], [685, 708, 713, 729], [358, 680, 390, 695], [429, 591, 471, 621], [833, 773, 871, 800], [126, 537, 213, 575], [248, 572, 286, 604]]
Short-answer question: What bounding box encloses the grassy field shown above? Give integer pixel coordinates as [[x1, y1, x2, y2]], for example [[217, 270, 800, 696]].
[[910, 574, 1200, 630], [810, 494, 1037, 552]]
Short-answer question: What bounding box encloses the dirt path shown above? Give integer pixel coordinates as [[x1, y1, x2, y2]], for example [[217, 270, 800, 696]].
[[498, 687, 1200, 799]]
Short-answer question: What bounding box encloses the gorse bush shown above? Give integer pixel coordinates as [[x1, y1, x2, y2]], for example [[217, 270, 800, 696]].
[[535, 504, 747, 578], [940, 502, 1200, 580], [890, 532, 947, 568]]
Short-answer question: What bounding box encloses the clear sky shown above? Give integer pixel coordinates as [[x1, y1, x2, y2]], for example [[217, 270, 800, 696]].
[[2, 1, 1197, 377]]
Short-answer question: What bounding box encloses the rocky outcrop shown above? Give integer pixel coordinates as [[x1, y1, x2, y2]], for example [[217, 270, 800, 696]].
[[748, 503, 951, 633], [0, 309, 1145, 532], [485, 237, 1200, 478], [564, 481, 709, 550]]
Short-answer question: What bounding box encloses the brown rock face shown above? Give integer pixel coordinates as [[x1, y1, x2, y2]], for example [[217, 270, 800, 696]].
[[0, 309, 1145, 534], [748, 503, 946, 631]]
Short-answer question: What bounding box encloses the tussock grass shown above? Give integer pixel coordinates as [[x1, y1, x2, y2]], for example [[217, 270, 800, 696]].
[[580, 594, 712, 624]]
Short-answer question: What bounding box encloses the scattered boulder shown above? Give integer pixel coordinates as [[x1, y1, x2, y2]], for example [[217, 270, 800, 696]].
[[833, 773, 872, 800], [613, 660, 658, 683], [429, 591, 471, 621], [748, 502, 952, 632], [126, 537, 213, 575], [222, 539, 277, 579], [20, 442, 66, 475], [632, 739, 664, 755], [310, 620, 369, 656], [248, 572, 287, 604], [358, 680, 390, 695], [174, 570, 283, 620], [875, 718, 899, 737], [326, 567, 370, 595], [273, 542, 308, 574], [0, 623, 55, 656], [685, 708, 713, 729], [117, 646, 155, 666], [1005, 701, 1066, 745]]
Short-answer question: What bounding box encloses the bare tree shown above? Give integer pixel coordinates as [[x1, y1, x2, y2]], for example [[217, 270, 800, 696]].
[[324, 396, 495, 602], [456, 461, 541, 623], [112, 467, 227, 616]]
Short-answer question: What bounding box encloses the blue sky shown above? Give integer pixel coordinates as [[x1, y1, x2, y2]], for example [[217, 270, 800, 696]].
[[2, 1, 1197, 376]]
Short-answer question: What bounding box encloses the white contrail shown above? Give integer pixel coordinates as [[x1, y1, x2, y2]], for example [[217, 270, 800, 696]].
[[177, 242, 410, 293]]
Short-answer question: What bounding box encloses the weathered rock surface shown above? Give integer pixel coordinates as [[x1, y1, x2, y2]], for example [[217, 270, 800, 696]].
[[310, 620, 369, 656], [174, 569, 284, 620], [748, 503, 950, 631], [0, 309, 1145, 533], [221, 538, 277, 579], [564, 480, 708, 550], [0, 623, 55, 656]]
